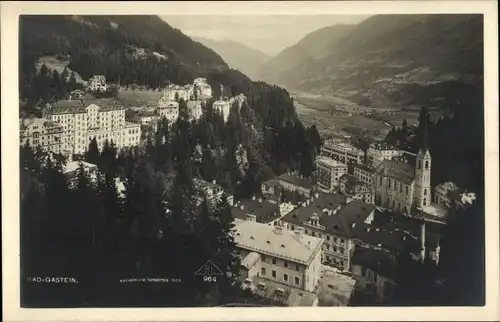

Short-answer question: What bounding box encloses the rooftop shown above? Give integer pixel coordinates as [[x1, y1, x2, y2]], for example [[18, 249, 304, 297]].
[[233, 219, 323, 265], [375, 159, 415, 185], [323, 140, 364, 156], [48, 99, 125, 114], [318, 267, 356, 306], [231, 198, 280, 224], [278, 173, 313, 190], [193, 178, 223, 193], [351, 247, 399, 281], [20, 117, 62, 130], [351, 222, 421, 254], [248, 276, 318, 306], [282, 194, 375, 238], [316, 156, 347, 168], [353, 163, 376, 174], [281, 192, 346, 227], [63, 161, 98, 174], [241, 252, 261, 270], [369, 142, 400, 151], [436, 181, 459, 192]]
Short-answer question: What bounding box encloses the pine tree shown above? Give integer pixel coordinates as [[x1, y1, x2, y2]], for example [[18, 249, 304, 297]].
[[85, 137, 100, 165]]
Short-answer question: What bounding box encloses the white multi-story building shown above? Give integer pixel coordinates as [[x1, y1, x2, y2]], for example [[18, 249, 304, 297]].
[[163, 84, 190, 102], [20, 118, 64, 155], [193, 77, 212, 99], [321, 140, 365, 165], [234, 219, 323, 294], [213, 100, 232, 122], [157, 99, 179, 123], [366, 143, 404, 168], [140, 111, 159, 127], [187, 100, 203, 121], [87, 75, 107, 92], [316, 156, 348, 193], [353, 163, 376, 187], [44, 98, 141, 155]]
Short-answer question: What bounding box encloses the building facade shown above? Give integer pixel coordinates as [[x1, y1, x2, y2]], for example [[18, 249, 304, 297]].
[[234, 219, 323, 294], [316, 156, 348, 193], [320, 140, 365, 165], [157, 99, 179, 123], [44, 98, 141, 156], [87, 75, 107, 92], [281, 194, 376, 272], [277, 172, 314, 198], [187, 100, 203, 121], [353, 163, 376, 187], [213, 100, 232, 122], [366, 143, 404, 168], [20, 118, 64, 155]]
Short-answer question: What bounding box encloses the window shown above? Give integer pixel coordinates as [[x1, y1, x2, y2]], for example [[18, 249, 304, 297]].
[[295, 277, 300, 285], [295, 264, 300, 271], [406, 185, 409, 194], [305, 229, 308, 234], [272, 270, 276, 278], [425, 161, 429, 169], [424, 189, 427, 196], [261, 267, 266, 275], [423, 198, 427, 206], [399, 183, 402, 193], [272, 258, 276, 265], [284, 274, 288, 282], [284, 261, 288, 268], [327, 236, 330, 241], [379, 176, 382, 186]]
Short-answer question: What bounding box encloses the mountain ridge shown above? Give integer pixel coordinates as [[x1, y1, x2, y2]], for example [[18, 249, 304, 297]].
[[260, 14, 483, 109], [193, 36, 271, 81]]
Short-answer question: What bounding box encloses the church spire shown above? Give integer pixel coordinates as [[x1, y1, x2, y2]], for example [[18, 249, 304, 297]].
[[420, 111, 430, 153]]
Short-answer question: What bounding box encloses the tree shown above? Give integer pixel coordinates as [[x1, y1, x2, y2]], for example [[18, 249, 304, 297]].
[[85, 137, 100, 165], [439, 193, 485, 305], [200, 148, 217, 182]]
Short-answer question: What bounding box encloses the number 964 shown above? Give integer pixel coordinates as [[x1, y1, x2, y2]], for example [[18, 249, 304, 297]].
[[203, 276, 217, 282]]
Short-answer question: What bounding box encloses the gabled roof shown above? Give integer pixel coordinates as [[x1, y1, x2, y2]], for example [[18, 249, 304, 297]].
[[320, 199, 376, 238], [234, 219, 323, 265], [231, 198, 280, 224], [375, 159, 415, 185], [281, 194, 374, 238], [278, 173, 313, 190]]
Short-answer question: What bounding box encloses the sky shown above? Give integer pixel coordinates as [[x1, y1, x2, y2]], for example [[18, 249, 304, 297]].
[[161, 15, 370, 56]]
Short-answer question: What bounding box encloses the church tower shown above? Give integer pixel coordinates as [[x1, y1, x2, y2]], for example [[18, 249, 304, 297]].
[[414, 115, 432, 208]]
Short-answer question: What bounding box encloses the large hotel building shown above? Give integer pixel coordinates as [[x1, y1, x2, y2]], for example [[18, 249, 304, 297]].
[[41, 98, 141, 155]]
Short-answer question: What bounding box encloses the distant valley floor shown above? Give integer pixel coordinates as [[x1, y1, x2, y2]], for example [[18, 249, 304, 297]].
[[292, 91, 432, 141]]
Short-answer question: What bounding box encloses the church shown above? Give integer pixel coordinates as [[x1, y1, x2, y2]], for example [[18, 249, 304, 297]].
[[373, 118, 433, 216]]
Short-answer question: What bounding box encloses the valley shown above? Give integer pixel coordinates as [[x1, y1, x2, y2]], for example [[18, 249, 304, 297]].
[[291, 90, 421, 141]]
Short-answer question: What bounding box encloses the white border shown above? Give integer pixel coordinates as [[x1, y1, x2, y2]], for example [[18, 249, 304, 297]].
[[2, 1, 499, 321]]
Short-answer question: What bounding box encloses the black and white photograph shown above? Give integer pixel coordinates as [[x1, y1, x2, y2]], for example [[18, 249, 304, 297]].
[[2, 1, 499, 321]]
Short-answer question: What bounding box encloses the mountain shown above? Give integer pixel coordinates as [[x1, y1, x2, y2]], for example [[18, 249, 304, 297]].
[[259, 24, 355, 84], [193, 36, 271, 80], [19, 15, 229, 93], [19, 15, 298, 127], [261, 14, 483, 109]]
